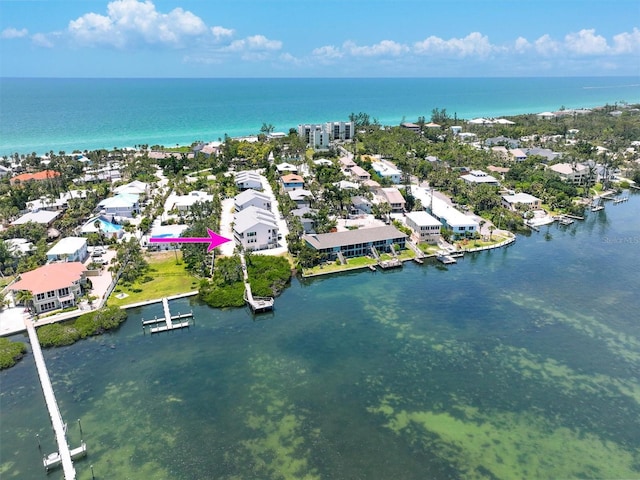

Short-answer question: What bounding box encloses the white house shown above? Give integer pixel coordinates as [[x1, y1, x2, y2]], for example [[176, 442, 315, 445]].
[[98, 193, 140, 218], [351, 196, 373, 215], [170, 191, 214, 212], [502, 193, 542, 211], [46, 236, 88, 263], [371, 161, 402, 184], [234, 189, 272, 212], [235, 171, 263, 191], [411, 186, 478, 239], [405, 211, 442, 244], [114, 180, 149, 197], [461, 170, 500, 186], [288, 189, 314, 208], [233, 206, 279, 252], [276, 162, 298, 173]]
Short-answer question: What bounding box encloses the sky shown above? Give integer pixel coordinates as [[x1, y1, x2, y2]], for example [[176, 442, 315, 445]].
[[0, 0, 639, 78]]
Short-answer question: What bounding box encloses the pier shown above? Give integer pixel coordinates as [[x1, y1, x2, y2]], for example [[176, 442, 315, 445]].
[[26, 319, 86, 479], [141, 297, 192, 334], [239, 253, 274, 313]]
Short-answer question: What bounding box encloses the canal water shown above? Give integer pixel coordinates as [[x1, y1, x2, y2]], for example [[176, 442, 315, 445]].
[[1, 194, 639, 479]]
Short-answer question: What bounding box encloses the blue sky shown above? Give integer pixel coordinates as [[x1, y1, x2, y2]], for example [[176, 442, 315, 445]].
[[1, 0, 639, 77]]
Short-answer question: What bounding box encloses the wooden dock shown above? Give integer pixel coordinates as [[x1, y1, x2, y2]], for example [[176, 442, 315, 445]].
[[436, 252, 457, 264], [26, 319, 84, 479], [239, 253, 274, 313], [141, 297, 192, 334]]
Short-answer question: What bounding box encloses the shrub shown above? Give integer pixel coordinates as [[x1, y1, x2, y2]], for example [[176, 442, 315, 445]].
[[0, 338, 27, 369], [37, 323, 81, 347]]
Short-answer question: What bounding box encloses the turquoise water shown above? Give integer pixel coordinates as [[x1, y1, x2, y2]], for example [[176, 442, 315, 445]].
[[1, 194, 639, 479], [2, 77, 640, 156]]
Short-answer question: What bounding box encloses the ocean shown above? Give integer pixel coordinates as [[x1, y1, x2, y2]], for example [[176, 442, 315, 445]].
[[1, 76, 640, 156], [1, 196, 639, 479]]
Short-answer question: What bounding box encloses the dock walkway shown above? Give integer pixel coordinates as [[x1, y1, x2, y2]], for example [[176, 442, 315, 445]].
[[26, 319, 79, 479], [240, 253, 274, 313], [141, 297, 192, 334]]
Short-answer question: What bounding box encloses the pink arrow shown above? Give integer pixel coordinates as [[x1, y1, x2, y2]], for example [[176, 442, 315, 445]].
[[149, 228, 231, 252]]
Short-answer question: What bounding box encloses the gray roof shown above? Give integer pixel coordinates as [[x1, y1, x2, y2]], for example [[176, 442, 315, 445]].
[[303, 225, 406, 250]]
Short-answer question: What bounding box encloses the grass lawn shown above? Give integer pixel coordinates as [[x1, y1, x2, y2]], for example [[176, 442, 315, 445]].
[[107, 251, 200, 307]]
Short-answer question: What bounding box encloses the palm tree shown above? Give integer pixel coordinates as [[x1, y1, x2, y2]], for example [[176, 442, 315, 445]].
[[15, 290, 34, 313]]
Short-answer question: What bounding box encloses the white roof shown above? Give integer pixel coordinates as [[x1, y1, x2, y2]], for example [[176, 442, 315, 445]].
[[234, 189, 271, 204], [276, 162, 298, 172], [410, 186, 478, 229], [171, 191, 213, 208], [11, 210, 60, 225], [234, 206, 278, 233], [503, 193, 540, 204], [405, 211, 441, 227], [47, 236, 87, 255], [371, 161, 401, 176], [99, 193, 139, 208], [288, 189, 313, 201]]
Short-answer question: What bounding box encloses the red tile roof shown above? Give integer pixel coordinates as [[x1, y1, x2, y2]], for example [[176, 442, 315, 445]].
[[10, 262, 85, 294], [10, 170, 60, 184]]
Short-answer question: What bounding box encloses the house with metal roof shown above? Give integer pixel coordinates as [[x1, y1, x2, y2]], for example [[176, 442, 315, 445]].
[[302, 225, 407, 260], [234, 189, 272, 212], [233, 206, 279, 252], [98, 193, 140, 218], [405, 211, 441, 244], [235, 170, 263, 191], [46, 236, 88, 263], [11, 210, 61, 226]]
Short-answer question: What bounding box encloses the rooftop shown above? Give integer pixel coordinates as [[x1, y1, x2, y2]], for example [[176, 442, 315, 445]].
[[10, 262, 86, 294], [46, 237, 87, 256], [303, 225, 407, 250]]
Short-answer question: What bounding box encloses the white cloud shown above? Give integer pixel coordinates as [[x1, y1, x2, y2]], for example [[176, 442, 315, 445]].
[[514, 36, 531, 53], [533, 34, 560, 56], [32, 33, 54, 48], [611, 28, 640, 54], [226, 35, 282, 53], [312, 45, 343, 59], [68, 0, 207, 48], [413, 32, 493, 57], [1, 27, 28, 39], [211, 26, 234, 41], [564, 29, 608, 55], [343, 40, 409, 57]]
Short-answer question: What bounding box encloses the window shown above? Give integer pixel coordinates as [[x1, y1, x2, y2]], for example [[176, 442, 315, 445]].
[[36, 293, 45, 301], [47, 290, 56, 298], [58, 287, 69, 296]]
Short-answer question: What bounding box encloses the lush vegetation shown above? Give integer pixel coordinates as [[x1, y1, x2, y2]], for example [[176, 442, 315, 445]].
[[198, 254, 292, 308], [108, 252, 199, 307], [0, 337, 27, 369], [37, 306, 128, 347]]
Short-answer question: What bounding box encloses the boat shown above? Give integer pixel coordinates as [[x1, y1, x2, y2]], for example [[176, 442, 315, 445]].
[[558, 217, 574, 226]]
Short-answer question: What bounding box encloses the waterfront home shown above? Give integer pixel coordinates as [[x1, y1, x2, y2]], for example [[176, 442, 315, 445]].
[[80, 215, 124, 239], [0, 165, 10, 177], [502, 193, 542, 211], [46, 236, 88, 263], [280, 173, 305, 192], [98, 193, 140, 218], [302, 225, 407, 261], [349, 165, 371, 182], [234, 189, 272, 212], [405, 211, 441, 243], [548, 162, 592, 185], [11, 210, 60, 226], [371, 161, 402, 184], [461, 170, 500, 186], [234, 170, 263, 191], [233, 206, 279, 252], [170, 191, 214, 212], [288, 189, 314, 208], [10, 169, 60, 186], [10, 262, 86, 314], [380, 187, 406, 213], [411, 186, 478, 239]]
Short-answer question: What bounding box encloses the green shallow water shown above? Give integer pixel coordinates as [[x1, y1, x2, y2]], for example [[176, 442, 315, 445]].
[[2, 195, 640, 479]]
